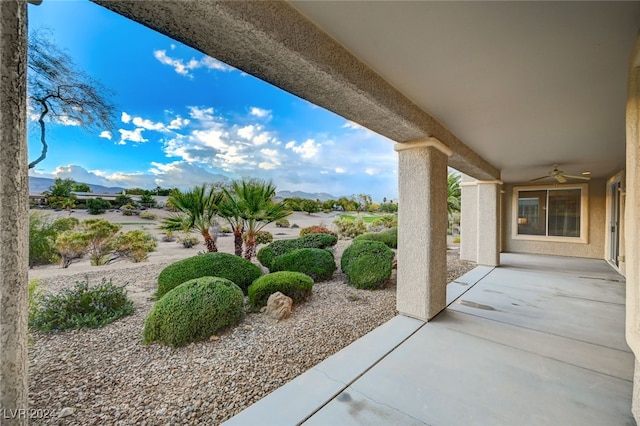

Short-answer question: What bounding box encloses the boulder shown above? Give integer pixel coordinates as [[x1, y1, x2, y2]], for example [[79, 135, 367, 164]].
[[265, 291, 293, 320]]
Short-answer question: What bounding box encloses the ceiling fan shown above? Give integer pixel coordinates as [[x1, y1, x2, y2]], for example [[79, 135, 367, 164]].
[[529, 165, 591, 184]]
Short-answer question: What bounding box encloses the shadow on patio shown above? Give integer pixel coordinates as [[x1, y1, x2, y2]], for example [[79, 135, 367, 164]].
[[224, 253, 633, 425]]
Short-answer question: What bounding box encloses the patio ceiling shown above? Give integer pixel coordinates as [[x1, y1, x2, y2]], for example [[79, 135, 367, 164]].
[[290, 1, 640, 183], [91, 1, 640, 183]]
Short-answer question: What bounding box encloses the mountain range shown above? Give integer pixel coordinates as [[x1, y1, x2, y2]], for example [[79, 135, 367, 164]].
[[28, 176, 339, 201]]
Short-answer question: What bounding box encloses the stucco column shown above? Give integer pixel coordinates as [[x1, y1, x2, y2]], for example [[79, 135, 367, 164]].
[[395, 138, 451, 321], [627, 34, 640, 422], [0, 1, 28, 424], [476, 181, 502, 266], [459, 174, 478, 263]]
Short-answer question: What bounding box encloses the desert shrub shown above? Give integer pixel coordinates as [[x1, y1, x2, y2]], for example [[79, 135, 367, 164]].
[[353, 227, 398, 249], [29, 277, 133, 332], [114, 193, 134, 208], [178, 234, 199, 248], [453, 236, 461, 244], [112, 230, 157, 262], [157, 252, 262, 297], [243, 230, 273, 245], [341, 240, 394, 290], [219, 226, 232, 234], [51, 216, 79, 233], [79, 219, 122, 265], [248, 271, 313, 309], [143, 277, 244, 347], [29, 212, 58, 267], [291, 223, 299, 228], [161, 231, 176, 242], [275, 219, 290, 228], [28, 279, 43, 324], [369, 215, 397, 229], [54, 230, 88, 268], [299, 225, 337, 237], [271, 248, 336, 281], [139, 193, 157, 208], [139, 211, 157, 220], [333, 217, 367, 238], [86, 197, 110, 215], [257, 233, 338, 270]]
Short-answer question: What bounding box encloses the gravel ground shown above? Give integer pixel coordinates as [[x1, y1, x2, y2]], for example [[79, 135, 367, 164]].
[[28, 242, 474, 425]]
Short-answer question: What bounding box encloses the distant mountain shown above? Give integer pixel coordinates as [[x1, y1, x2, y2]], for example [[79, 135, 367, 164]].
[[275, 191, 339, 201], [29, 177, 126, 195]]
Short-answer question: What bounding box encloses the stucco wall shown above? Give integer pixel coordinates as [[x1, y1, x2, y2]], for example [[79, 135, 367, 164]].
[[503, 179, 606, 259]]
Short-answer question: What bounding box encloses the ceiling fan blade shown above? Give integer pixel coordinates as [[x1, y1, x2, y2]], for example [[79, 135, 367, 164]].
[[562, 174, 591, 181], [529, 176, 550, 182], [556, 175, 567, 183]]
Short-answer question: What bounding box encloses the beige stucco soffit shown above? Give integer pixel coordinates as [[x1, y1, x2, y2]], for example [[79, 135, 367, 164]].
[[394, 138, 453, 156], [460, 179, 504, 187]]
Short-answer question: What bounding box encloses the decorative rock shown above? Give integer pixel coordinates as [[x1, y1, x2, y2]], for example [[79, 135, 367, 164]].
[[209, 335, 219, 341], [58, 407, 75, 418], [265, 292, 293, 320]]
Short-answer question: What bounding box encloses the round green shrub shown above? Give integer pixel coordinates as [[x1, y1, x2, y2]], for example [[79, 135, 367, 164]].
[[257, 233, 338, 269], [353, 227, 397, 248], [341, 240, 394, 290], [248, 271, 314, 309], [243, 230, 273, 245], [299, 225, 337, 237], [157, 252, 262, 297], [143, 276, 244, 347], [275, 219, 290, 228], [271, 248, 336, 281]]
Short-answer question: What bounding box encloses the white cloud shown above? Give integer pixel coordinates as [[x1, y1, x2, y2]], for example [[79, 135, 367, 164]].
[[343, 120, 364, 130], [132, 116, 165, 131], [167, 116, 190, 130], [99, 131, 112, 140], [261, 148, 278, 157], [250, 107, 272, 120], [57, 116, 81, 126], [121, 112, 131, 124], [237, 125, 255, 140], [335, 167, 346, 174], [188, 106, 215, 121], [153, 50, 234, 77], [118, 128, 148, 144], [365, 168, 379, 175], [259, 160, 281, 170], [286, 139, 320, 159]]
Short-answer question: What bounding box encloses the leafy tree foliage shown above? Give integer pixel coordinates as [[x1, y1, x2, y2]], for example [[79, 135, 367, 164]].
[[71, 182, 91, 192]]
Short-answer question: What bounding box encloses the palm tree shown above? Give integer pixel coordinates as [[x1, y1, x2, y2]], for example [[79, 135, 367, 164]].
[[161, 185, 223, 252], [218, 191, 244, 257], [224, 179, 291, 259], [447, 172, 461, 234]]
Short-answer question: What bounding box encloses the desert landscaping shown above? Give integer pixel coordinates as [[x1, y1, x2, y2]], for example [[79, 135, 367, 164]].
[[27, 209, 473, 425]]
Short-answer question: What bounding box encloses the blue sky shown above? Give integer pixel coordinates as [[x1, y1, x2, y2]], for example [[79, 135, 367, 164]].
[[27, 0, 398, 201]]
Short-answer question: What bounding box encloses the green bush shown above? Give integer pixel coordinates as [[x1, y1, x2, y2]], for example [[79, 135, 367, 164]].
[[275, 219, 290, 228], [28, 279, 43, 325], [341, 240, 394, 290], [271, 248, 336, 282], [86, 197, 110, 215], [248, 271, 314, 308], [178, 234, 199, 248], [257, 233, 338, 269], [353, 227, 397, 248], [29, 277, 134, 332], [144, 276, 244, 347], [299, 225, 337, 237], [157, 252, 262, 297], [333, 217, 367, 238], [29, 212, 58, 267]]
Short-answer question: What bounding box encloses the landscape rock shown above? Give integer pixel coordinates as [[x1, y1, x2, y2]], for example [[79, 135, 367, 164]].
[[265, 292, 293, 320], [57, 407, 75, 418]]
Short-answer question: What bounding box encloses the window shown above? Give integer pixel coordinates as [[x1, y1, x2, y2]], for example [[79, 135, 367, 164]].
[[513, 184, 588, 243]]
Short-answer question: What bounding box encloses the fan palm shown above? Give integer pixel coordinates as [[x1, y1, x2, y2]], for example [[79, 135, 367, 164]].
[[218, 191, 244, 257], [161, 185, 223, 252], [223, 179, 291, 259]]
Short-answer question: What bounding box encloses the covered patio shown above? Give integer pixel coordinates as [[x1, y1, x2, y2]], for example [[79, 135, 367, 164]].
[[224, 253, 632, 425]]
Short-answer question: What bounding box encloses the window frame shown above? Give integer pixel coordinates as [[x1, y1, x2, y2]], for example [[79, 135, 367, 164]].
[[512, 183, 589, 244]]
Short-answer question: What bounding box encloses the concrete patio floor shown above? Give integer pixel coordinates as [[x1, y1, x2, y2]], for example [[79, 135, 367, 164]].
[[223, 253, 633, 425]]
